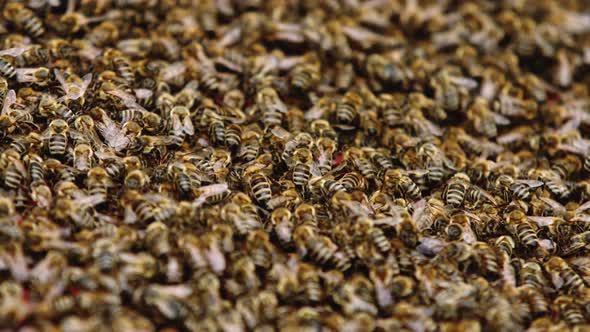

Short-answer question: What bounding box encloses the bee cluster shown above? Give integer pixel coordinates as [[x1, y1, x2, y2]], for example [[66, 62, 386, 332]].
[[3, 0, 590, 331]]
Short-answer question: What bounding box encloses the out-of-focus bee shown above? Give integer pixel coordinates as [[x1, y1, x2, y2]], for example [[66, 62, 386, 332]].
[[86, 167, 111, 201], [87, 21, 119, 47], [3, 3, 45, 38], [290, 54, 320, 92], [543, 256, 586, 293], [466, 97, 510, 137], [42, 119, 69, 156], [384, 169, 421, 201], [551, 155, 582, 180], [335, 91, 362, 127], [145, 221, 171, 258], [366, 54, 406, 91], [553, 295, 586, 325], [270, 207, 294, 248], [494, 235, 516, 257]]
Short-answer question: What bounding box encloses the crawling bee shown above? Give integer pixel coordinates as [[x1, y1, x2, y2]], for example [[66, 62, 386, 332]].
[[3, 3, 45, 38], [335, 91, 362, 127], [103, 48, 135, 85], [442, 172, 471, 207], [384, 169, 421, 201], [244, 167, 272, 206], [43, 119, 69, 156]]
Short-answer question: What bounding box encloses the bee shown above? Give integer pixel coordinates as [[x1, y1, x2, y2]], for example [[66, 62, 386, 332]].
[[505, 210, 542, 251], [298, 263, 322, 303], [466, 97, 510, 137], [335, 91, 362, 126], [551, 155, 582, 180], [554, 295, 586, 325], [339, 172, 367, 192], [509, 179, 544, 201], [246, 230, 274, 269], [446, 212, 478, 243], [3, 3, 45, 38], [473, 242, 499, 277], [494, 235, 516, 257], [72, 143, 93, 172], [384, 169, 421, 201], [86, 167, 111, 201], [3, 157, 26, 191], [366, 54, 406, 91], [103, 48, 135, 85], [145, 221, 171, 258], [245, 168, 272, 206], [0, 57, 16, 79], [290, 55, 320, 92], [167, 105, 194, 146], [42, 119, 69, 156], [271, 207, 294, 248], [124, 169, 149, 191], [225, 124, 242, 149], [520, 285, 549, 317], [257, 86, 287, 129], [86, 20, 119, 46], [292, 148, 312, 189], [442, 172, 471, 207]]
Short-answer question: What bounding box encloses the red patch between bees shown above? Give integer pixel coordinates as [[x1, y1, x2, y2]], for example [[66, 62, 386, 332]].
[[334, 153, 344, 165]]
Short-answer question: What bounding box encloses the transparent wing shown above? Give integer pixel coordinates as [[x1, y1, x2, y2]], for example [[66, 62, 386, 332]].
[[2, 90, 16, 115]]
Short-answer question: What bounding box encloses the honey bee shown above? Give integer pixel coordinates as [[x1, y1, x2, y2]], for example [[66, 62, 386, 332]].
[[87, 21, 119, 47], [3, 3, 45, 38], [244, 168, 272, 206], [384, 169, 421, 201], [365, 54, 406, 91], [102, 48, 135, 85], [443, 172, 474, 207], [290, 54, 320, 92], [270, 207, 294, 248], [335, 91, 362, 127], [256, 86, 287, 130], [553, 295, 586, 325], [42, 119, 69, 156], [466, 97, 510, 137]]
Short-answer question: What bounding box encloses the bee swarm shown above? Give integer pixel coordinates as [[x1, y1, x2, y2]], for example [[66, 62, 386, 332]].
[[2, 0, 590, 331]]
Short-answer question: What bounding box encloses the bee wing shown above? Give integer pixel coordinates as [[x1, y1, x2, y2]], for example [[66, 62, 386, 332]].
[[421, 118, 443, 137], [538, 239, 555, 252], [373, 216, 403, 227], [461, 224, 477, 244], [470, 184, 498, 206], [170, 112, 184, 135], [496, 131, 524, 144], [526, 216, 556, 227], [448, 76, 478, 90], [0, 47, 26, 57], [305, 103, 327, 120], [161, 62, 186, 82], [1, 89, 16, 115], [72, 193, 106, 208], [218, 26, 241, 48], [270, 126, 291, 140], [516, 179, 544, 188], [538, 197, 566, 215], [96, 118, 130, 151], [193, 183, 229, 207], [501, 257, 516, 287], [416, 237, 446, 256], [54, 69, 68, 93], [134, 88, 153, 100], [341, 200, 373, 217], [575, 200, 590, 213], [15, 68, 38, 83], [80, 73, 92, 92], [183, 116, 194, 135], [108, 89, 144, 110], [490, 111, 511, 125]]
